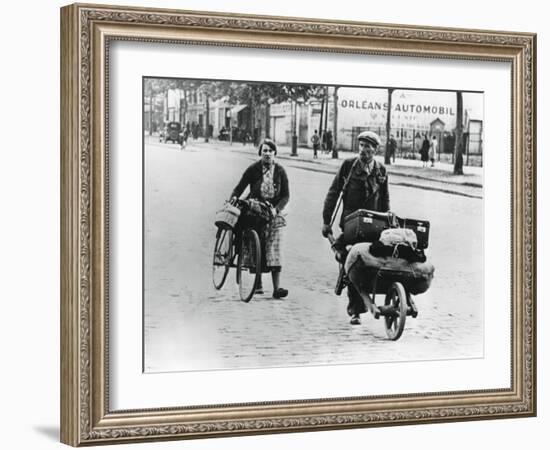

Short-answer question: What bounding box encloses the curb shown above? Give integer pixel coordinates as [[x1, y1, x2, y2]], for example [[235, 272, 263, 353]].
[[146, 138, 483, 195], [235, 150, 482, 199], [227, 147, 483, 190]]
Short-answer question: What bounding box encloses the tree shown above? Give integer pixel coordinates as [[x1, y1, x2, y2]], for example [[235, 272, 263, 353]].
[[144, 79, 327, 147], [143, 78, 169, 135], [453, 91, 464, 175], [274, 84, 325, 155], [221, 82, 324, 149]]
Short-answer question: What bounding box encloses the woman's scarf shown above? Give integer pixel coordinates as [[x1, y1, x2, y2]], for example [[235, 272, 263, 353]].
[[260, 163, 275, 200]]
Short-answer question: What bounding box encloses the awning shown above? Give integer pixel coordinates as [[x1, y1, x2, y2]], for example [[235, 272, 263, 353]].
[[230, 104, 248, 115]]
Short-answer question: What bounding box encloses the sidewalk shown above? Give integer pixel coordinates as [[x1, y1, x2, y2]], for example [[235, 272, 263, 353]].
[[184, 137, 483, 189], [147, 135, 483, 197], [265, 143, 483, 189]]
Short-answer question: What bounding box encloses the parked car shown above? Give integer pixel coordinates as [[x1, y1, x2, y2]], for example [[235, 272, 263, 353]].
[[163, 122, 183, 144]]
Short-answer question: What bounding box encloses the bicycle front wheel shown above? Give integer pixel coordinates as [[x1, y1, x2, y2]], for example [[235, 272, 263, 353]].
[[237, 228, 261, 303], [384, 282, 407, 340], [212, 228, 233, 290]]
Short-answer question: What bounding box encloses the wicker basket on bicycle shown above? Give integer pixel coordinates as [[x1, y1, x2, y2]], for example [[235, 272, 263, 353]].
[[214, 202, 241, 230]]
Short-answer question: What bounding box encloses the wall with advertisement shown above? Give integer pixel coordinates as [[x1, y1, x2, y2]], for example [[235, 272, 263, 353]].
[[336, 87, 483, 150]]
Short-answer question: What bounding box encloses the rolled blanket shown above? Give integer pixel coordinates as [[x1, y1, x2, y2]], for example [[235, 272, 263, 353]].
[[345, 242, 435, 295]]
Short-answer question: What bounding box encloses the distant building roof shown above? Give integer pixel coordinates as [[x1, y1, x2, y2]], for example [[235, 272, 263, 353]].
[[430, 117, 445, 126]]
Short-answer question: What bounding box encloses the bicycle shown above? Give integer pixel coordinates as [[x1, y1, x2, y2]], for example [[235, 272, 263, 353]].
[[212, 199, 263, 302]]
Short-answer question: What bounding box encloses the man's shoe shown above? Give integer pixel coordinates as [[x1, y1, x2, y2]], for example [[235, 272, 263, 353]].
[[350, 314, 361, 325], [273, 288, 288, 299]]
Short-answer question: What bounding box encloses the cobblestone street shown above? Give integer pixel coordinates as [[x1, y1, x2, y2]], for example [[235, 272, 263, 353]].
[[144, 137, 483, 373]]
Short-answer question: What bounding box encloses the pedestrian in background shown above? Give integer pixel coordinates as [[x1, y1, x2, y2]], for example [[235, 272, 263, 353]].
[[311, 130, 321, 159], [321, 131, 390, 325], [180, 127, 189, 150], [326, 130, 333, 154], [420, 134, 430, 167], [429, 135, 438, 167], [388, 134, 398, 163], [231, 138, 290, 299]]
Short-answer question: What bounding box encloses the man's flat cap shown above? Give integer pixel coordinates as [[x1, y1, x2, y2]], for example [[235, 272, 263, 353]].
[[357, 131, 381, 146]]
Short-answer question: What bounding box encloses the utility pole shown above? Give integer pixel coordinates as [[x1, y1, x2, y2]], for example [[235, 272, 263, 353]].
[[385, 88, 394, 165], [323, 86, 329, 146], [332, 86, 339, 159]]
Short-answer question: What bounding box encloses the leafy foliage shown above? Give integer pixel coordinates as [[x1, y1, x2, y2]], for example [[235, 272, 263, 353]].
[[144, 78, 326, 105]]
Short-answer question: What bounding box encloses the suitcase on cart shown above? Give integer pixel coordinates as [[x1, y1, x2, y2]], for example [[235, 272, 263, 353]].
[[396, 216, 430, 249], [342, 210, 395, 245], [343, 209, 431, 250]]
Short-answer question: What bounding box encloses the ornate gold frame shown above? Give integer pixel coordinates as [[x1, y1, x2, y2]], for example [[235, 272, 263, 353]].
[[60, 3, 536, 446]]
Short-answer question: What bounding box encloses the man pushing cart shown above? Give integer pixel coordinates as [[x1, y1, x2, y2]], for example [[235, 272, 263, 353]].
[[321, 131, 434, 339]]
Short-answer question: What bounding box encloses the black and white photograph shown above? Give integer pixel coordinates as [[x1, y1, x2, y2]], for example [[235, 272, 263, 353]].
[[143, 77, 484, 373]]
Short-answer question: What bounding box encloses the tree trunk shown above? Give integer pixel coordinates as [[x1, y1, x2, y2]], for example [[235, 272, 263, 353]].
[[332, 86, 339, 159], [205, 93, 210, 143], [149, 94, 153, 135], [385, 88, 394, 165], [453, 91, 464, 175], [251, 98, 257, 145], [164, 90, 169, 123], [318, 95, 325, 141], [291, 101, 298, 156], [265, 103, 271, 139], [323, 86, 329, 143], [183, 89, 188, 128]]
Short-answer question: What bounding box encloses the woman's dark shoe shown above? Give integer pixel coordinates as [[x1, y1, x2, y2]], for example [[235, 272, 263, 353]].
[[350, 314, 361, 325], [273, 288, 288, 299]]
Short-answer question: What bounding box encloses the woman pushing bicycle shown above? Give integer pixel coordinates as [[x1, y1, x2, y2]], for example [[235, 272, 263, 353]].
[[230, 138, 290, 299]]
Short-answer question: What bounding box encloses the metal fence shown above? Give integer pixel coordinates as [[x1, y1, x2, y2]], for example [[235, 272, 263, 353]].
[[351, 126, 483, 167]]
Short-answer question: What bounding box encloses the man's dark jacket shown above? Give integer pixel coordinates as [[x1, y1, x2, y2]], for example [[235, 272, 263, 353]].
[[323, 158, 390, 229]]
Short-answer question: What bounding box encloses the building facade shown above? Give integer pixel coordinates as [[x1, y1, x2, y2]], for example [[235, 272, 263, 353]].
[[148, 85, 483, 164]]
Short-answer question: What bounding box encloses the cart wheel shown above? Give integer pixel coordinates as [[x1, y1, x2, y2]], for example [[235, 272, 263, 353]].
[[212, 228, 232, 290], [384, 282, 407, 340], [237, 228, 261, 303]]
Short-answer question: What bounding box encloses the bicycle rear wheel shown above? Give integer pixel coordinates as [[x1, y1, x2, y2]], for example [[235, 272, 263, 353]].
[[212, 228, 233, 290], [237, 228, 261, 303]]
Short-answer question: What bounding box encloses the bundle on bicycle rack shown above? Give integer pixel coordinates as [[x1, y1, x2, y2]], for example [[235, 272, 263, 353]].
[[239, 199, 272, 230], [344, 242, 435, 296]]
